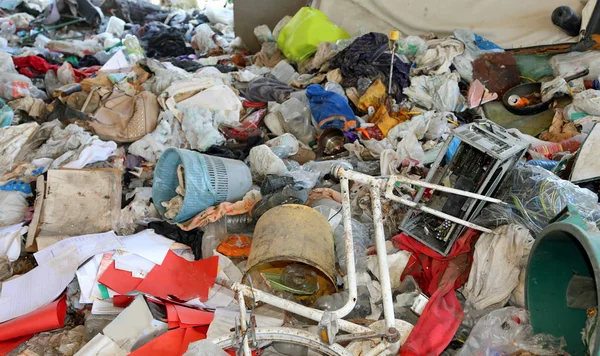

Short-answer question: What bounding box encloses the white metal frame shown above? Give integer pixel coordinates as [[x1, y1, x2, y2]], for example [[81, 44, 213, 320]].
[[210, 166, 501, 355]]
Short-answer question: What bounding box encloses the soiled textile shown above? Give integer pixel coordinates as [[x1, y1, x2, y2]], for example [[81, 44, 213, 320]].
[[329, 32, 410, 102], [243, 77, 296, 104]]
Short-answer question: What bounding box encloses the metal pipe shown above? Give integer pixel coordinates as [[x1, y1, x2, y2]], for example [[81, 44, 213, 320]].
[[331, 172, 359, 320], [384, 180, 493, 233], [210, 327, 353, 356], [364, 341, 390, 356], [221, 280, 371, 334], [370, 184, 396, 330], [390, 176, 506, 205], [237, 293, 252, 356]]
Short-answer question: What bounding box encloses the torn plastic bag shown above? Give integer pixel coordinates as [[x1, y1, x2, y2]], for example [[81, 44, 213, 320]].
[[0, 99, 14, 127], [0, 191, 28, 227], [0, 73, 46, 101], [180, 107, 224, 152], [47, 39, 104, 57], [474, 165, 600, 235], [176, 84, 242, 126], [541, 77, 570, 102], [191, 23, 219, 56], [550, 51, 600, 80], [458, 307, 566, 356], [0, 122, 39, 175], [397, 36, 427, 62], [248, 144, 288, 181], [275, 97, 316, 145], [128, 111, 185, 162], [205, 5, 233, 26], [564, 89, 600, 118], [277, 7, 349, 62], [403, 73, 466, 112]]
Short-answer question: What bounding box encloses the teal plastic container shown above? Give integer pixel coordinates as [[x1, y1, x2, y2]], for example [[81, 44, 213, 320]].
[[152, 148, 252, 223], [526, 206, 600, 355]]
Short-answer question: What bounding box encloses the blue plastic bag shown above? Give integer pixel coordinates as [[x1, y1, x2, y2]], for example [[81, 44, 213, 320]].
[[306, 84, 357, 131]]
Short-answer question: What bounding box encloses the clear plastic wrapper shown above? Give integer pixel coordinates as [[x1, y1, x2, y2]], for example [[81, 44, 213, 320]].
[[333, 218, 371, 273], [459, 307, 566, 356], [474, 165, 600, 235]]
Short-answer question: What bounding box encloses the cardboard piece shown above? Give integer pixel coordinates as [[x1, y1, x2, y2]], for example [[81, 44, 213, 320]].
[[0, 294, 66, 341], [26, 168, 122, 252], [136, 251, 219, 302], [102, 295, 168, 352]]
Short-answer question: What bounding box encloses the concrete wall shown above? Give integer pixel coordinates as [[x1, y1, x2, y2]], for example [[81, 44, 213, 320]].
[[234, 0, 306, 53]]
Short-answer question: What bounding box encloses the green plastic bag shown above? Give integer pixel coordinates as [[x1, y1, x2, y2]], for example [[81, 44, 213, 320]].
[[277, 7, 350, 63]]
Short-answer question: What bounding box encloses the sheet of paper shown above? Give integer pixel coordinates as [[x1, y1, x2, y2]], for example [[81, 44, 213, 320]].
[[0, 248, 78, 323], [91, 253, 117, 300], [92, 299, 125, 315], [74, 333, 127, 356], [206, 305, 285, 339], [119, 230, 173, 265], [34, 231, 123, 266], [97, 261, 143, 295], [112, 252, 155, 278], [76, 254, 102, 304], [103, 295, 167, 352]]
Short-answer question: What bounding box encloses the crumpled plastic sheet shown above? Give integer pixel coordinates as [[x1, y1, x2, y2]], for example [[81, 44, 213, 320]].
[[458, 307, 566, 356], [403, 73, 466, 112], [128, 111, 186, 162], [474, 165, 600, 235], [0, 191, 28, 227], [248, 144, 288, 181], [180, 107, 224, 152]]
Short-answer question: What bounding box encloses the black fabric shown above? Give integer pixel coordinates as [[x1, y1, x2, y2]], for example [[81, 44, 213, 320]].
[[329, 32, 411, 102], [137, 22, 193, 58], [73, 55, 101, 68], [148, 221, 204, 260], [204, 135, 265, 161], [260, 175, 295, 195], [168, 59, 203, 72], [243, 77, 296, 104]]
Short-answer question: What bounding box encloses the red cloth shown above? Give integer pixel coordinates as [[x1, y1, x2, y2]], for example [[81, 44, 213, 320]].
[[393, 229, 480, 356], [12, 56, 89, 80]]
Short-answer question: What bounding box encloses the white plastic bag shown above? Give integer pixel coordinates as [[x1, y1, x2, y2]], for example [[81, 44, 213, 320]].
[[177, 84, 242, 126], [248, 144, 288, 180], [550, 51, 600, 80], [180, 107, 224, 152], [205, 5, 233, 26], [0, 191, 28, 227], [403, 73, 466, 112], [459, 307, 566, 356]]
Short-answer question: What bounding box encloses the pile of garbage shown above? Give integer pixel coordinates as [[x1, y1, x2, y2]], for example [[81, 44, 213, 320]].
[[1, 1, 600, 355]]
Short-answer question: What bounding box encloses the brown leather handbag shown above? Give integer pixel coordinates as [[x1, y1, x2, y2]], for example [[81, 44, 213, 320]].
[[90, 89, 159, 143]]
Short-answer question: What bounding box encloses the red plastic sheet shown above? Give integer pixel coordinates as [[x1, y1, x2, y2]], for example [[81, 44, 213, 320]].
[[136, 251, 219, 302]]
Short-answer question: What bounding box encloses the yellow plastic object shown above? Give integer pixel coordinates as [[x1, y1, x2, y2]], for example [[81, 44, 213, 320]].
[[277, 7, 350, 62], [358, 78, 386, 112], [389, 30, 400, 41]]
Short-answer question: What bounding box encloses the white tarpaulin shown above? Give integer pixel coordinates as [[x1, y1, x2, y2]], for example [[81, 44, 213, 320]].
[[314, 0, 593, 49]]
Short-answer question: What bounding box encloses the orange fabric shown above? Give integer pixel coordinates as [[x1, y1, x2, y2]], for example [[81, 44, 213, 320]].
[[178, 191, 261, 231]]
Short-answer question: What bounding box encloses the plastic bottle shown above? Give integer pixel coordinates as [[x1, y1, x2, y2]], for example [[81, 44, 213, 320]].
[[333, 218, 370, 273], [315, 285, 371, 319], [0, 20, 15, 36], [324, 82, 346, 99], [304, 160, 353, 179], [123, 34, 144, 63], [265, 133, 299, 158], [277, 98, 316, 145], [530, 135, 585, 158]]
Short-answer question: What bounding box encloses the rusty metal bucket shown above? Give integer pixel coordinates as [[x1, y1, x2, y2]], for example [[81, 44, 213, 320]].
[[246, 204, 337, 303]]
